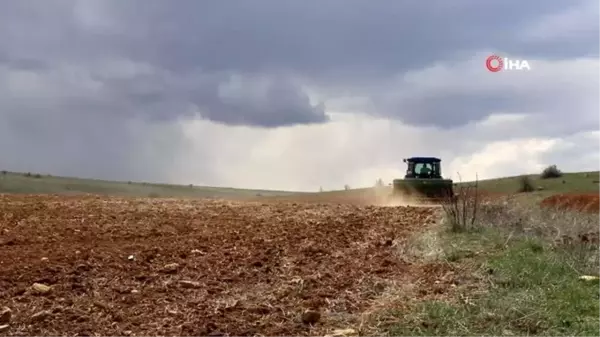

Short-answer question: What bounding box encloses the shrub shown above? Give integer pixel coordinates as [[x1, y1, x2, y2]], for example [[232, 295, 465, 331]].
[[517, 175, 535, 193], [540, 164, 562, 179], [440, 174, 480, 232]]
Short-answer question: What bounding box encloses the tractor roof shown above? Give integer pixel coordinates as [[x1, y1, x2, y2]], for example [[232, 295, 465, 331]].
[[405, 157, 441, 163]]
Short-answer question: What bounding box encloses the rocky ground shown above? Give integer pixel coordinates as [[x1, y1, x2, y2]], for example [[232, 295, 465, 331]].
[[0, 194, 455, 336]]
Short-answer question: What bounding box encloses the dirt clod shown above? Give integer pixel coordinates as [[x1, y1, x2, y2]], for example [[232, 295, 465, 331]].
[[0, 307, 11, 324], [301, 310, 321, 325], [161, 263, 180, 273]]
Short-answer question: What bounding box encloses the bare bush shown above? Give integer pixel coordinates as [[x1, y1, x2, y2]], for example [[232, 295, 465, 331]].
[[517, 175, 535, 193], [440, 174, 480, 232], [540, 164, 562, 179]]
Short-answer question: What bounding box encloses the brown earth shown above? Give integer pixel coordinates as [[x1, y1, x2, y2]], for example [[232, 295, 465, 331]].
[[540, 193, 600, 213], [0, 194, 457, 336]]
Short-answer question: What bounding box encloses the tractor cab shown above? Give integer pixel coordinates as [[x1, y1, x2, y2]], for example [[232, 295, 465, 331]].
[[403, 157, 443, 179]]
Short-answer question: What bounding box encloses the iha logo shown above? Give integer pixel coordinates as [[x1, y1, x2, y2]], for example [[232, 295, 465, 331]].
[[485, 55, 531, 72]]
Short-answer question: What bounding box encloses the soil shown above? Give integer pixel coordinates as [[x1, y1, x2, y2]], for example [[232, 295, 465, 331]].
[[0, 194, 450, 336], [539, 193, 600, 213]]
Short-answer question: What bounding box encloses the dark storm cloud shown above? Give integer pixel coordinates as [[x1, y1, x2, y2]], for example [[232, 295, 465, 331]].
[[90, 0, 595, 74], [1, 0, 596, 128], [187, 74, 328, 127], [86, 68, 328, 126], [0, 84, 192, 182], [0, 0, 597, 182]]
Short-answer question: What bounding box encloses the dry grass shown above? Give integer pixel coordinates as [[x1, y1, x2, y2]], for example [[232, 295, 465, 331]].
[[382, 179, 600, 336]]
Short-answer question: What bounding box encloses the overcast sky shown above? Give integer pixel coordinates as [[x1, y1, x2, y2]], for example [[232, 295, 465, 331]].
[[0, 0, 598, 191]]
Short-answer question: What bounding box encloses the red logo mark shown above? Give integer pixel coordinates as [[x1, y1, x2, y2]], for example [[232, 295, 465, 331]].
[[486, 55, 503, 72]]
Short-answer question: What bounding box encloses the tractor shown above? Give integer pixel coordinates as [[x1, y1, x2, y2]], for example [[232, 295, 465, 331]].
[[392, 157, 454, 203]]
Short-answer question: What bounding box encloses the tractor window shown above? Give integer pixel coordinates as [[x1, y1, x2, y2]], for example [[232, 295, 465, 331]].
[[414, 163, 431, 175], [412, 162, 441, 178]]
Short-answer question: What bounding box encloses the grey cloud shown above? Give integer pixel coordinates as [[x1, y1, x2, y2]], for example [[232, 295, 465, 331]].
[[0, 111, 180, 182], [1, 0, 596, 129], [539, 132, 600, 173], [85, 67, 328, 126], [0, 0, 597, 184], [189, 74, 328, 127], [377, 91, 527, 129], [82, 0, 592, 74]]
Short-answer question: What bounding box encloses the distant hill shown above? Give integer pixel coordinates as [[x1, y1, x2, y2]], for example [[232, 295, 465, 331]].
[[0, 170, 597, 199], [0, 171, 302, 199], [459, 171, 599, 194]]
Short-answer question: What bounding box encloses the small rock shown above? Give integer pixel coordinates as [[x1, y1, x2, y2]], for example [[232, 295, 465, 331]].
[[0, 325, 9, 333], [41, 257, 49, 262], [31, 310, 51, 322], [0, 307, 11, 324], [131, 289, 140, 294], [161, 263, 180, 273], [301, 310, 321, 325], [31, 283, 52, 294], [128, 255, 135, 261], [191, 249, 205, 255], [179, 280, 201, 288], [327, 328, 358, 337], [92, 301, 109, 310]]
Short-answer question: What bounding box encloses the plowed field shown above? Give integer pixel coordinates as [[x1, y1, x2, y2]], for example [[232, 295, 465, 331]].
[[0, 194, 446, 336], [540, 193, 600, 213]]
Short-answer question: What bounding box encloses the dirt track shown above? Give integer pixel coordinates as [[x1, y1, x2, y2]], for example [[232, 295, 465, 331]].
[[0, 194, 447, 336]]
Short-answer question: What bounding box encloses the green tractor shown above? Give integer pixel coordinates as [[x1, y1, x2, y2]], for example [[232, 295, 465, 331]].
[[392, 157, 454, 203]]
